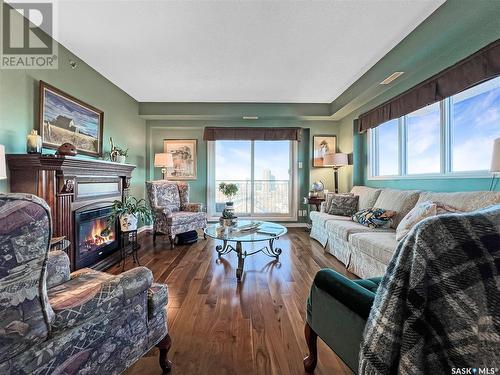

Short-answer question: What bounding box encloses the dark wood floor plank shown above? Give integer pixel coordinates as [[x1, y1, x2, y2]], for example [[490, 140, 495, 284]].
[[117, 228, 355, 375]]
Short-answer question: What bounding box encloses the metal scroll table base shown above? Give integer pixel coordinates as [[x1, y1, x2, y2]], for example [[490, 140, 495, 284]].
[[215, 238, 283, 281]]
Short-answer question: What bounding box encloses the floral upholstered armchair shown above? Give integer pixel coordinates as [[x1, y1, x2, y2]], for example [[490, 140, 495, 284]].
[[146, 181, 207, 248], [0, 193, 172, 375]]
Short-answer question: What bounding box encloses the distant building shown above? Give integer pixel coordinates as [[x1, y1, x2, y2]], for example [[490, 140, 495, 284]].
[[52, 115, 78, 133]]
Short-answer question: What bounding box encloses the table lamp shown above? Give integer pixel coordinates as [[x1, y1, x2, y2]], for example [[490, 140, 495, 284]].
[[0, 145, 6, 180], [490, 137, 500, 191], [323, 152, 348, 194], [491, 137, 500, 173], [154, 153, 174, 179]]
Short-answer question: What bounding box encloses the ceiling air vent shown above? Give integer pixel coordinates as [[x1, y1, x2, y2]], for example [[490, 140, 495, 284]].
[[380, 71, 404, 85]]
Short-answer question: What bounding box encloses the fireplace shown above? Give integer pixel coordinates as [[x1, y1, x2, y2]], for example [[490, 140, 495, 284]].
[[75, 206, 120, 270], [6, 155, 135, 270]]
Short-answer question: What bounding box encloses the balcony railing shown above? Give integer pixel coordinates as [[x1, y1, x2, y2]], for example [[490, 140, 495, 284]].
[[215, 179, 290, 215]]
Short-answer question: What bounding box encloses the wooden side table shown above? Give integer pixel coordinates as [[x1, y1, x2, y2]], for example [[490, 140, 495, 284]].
[[120, 230, 141, 271], [306, 197, 325, 211]]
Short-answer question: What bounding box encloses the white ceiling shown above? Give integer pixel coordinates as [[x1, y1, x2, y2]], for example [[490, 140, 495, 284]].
[[53, 0, 445, 103]]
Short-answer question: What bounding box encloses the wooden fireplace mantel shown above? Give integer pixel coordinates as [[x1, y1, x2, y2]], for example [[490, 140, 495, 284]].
[[6, 154, 136, 270]]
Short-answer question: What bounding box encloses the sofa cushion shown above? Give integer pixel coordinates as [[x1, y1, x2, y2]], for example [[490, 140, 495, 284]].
[[168, 211, 206, 226], [310, 211, 352, 225], [350, 186, 382, 210], [349, 232, 399, 266], [416, 191, 500, 212], [325, 219, 393, 241], [373, 188, 420, 228]]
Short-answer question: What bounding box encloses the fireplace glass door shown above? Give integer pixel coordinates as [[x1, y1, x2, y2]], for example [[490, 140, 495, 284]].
[[75, 206, 120, 269]]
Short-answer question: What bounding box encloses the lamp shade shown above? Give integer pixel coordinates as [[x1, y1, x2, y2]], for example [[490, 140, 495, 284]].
[[491, 137, 500, 172], [323, 153, 348, 167], [0, 145, 6, 180], [154, 153, 174, 168]]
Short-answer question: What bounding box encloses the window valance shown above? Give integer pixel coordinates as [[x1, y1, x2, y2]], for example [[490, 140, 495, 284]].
[[203, 127, 302, 141], [358, 39, 500, 133]]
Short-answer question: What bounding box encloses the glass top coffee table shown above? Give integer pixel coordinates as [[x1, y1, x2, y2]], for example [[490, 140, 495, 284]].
[[204, 220, 287, 281]]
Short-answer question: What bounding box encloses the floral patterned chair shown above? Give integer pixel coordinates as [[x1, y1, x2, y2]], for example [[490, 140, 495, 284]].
[[146, 181, 207, 248], [0, 193, 172, 375]]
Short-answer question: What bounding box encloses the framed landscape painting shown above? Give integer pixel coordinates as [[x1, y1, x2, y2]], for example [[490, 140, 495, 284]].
[[39, 81, 104, 157], [163, 139, 197, 180], [313, 135, 336, 167]]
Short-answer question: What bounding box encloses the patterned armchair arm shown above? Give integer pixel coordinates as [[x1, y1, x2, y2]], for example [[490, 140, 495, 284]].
[[147, 283, 168, 319], [118, 266, 153, 299], [183, 203, 203, 212], [46, 250, 71, 289]]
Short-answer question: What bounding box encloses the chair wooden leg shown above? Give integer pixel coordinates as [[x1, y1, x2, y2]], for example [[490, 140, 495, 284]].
[[303, 321, 318, 373], [157, 333, 172, 374], [153, 231, 157, 244]]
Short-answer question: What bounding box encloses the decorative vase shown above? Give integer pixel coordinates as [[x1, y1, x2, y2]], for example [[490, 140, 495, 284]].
[[26, 130, 42, 154], [119, 214, 138, 232], [224, 201, 235, 215], [116, 155, 126, 164]]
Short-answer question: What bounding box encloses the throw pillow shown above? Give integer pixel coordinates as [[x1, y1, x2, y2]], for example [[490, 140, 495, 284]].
[[324, 192, 354, 213], [327, 194, 359, 216], [396, 201, 461, 241], [351, 208, 396, 229], [395, 201, 437, 241]]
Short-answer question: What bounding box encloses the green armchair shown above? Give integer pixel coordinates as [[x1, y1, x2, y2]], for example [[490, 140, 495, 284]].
[[303, 269, 382, 374]]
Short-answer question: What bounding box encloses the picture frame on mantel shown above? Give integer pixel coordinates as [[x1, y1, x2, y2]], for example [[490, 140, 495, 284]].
[[39, 81, 104, 157], [312, 135, 336, 167], [163, 139, 197, 180]]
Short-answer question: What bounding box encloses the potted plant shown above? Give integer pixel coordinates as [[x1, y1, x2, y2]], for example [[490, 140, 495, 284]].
[[109, 137, 128, 163], [107, 196, 152, 232], [111, 147, 128, 163], [218, 182, 238, 207], [220, 207, 237, 227]]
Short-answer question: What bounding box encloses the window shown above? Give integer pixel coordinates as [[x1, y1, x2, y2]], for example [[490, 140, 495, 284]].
[[208, 140, 296, 219], [451, 76, 500, 172], [369, 76, 500, 178], [373, 119, 399, 176], [406, 102, 441, 174]]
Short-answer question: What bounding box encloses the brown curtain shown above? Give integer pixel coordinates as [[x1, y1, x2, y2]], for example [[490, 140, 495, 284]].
[[203, 127, 302, 141], [358, 39, 500, 133]]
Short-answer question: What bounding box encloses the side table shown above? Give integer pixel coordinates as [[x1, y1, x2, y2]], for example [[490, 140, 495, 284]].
[[120, 230, 141, 271], [304, 197, 325, 232]]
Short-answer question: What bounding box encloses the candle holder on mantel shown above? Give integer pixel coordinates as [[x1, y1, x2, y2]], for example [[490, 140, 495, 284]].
[[26, 130, 42, 154]]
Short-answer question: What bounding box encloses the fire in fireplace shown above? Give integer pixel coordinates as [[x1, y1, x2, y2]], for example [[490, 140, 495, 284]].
[[79, 217, 115, 254], [75, 206, 120, 269]]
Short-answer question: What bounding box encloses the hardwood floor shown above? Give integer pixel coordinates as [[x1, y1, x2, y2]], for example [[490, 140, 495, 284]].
[[108, 228, 356, 375]]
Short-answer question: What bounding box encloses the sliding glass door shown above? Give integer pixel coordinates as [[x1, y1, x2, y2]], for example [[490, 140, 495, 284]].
[[208, 140, 297, 220]]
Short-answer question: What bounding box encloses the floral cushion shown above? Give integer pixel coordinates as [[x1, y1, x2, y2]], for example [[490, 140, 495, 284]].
[[352, 208, 397, 229], [396, 201, 461, 241], [326, 194, 359, 216]]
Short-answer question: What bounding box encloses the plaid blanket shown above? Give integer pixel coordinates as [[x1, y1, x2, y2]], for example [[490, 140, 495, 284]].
[[359, 205, 500, 375]]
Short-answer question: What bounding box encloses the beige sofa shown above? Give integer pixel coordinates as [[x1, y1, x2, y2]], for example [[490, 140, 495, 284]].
[[310, 186, 500, 278]]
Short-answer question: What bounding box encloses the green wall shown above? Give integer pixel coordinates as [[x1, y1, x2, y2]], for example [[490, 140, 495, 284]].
[[0, 42, 146, 198], [335, 0, 500, 192], [146, 120, 340, 222]]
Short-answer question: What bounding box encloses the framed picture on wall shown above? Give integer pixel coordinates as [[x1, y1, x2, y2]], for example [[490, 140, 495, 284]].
[[39, 81, 104, 157], [163, 139, 197, 180], [312, 135, 336, 167]]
